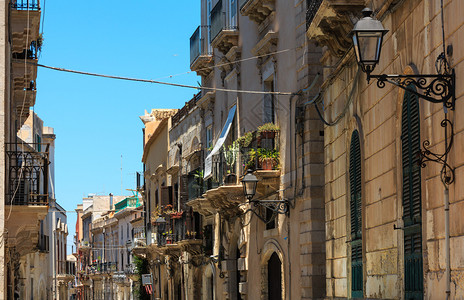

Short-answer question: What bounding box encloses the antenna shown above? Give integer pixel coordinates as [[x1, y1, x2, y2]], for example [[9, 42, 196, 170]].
[[120, 155, 123, 195]]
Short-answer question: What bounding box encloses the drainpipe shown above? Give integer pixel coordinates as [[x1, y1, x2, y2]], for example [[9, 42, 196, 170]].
[[445, 187, 450, 299]]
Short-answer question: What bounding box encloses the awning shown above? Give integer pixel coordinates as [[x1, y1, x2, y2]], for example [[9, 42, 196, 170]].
[[204, 104, 236, 179]]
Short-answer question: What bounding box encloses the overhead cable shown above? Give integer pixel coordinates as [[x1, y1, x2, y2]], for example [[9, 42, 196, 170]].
[[21, 60, 294, 96]]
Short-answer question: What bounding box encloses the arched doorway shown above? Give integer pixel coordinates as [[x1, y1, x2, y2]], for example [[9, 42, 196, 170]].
[[267, 252, 282, 300]]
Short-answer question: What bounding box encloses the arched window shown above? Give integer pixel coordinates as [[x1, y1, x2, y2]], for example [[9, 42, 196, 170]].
[[349, 130, 362, 297], [401, 86, 423, 298]]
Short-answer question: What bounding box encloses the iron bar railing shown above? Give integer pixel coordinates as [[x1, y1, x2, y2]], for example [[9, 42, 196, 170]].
[[190, 25, 212, 66], [171, 92, 201, 127], [10, 0, 40, 10], [6, 143, 49, 205], [12, 41, 39, 60], [210, 0, 238, 42], [306, 0, 323, 29]]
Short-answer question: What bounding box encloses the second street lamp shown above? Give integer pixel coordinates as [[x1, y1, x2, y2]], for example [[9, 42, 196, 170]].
[[351, 7, 456, 185], [240, 169, 289, 223]]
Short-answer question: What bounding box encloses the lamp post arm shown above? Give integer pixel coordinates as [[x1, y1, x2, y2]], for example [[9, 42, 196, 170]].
[[367, 70, 455, 110]]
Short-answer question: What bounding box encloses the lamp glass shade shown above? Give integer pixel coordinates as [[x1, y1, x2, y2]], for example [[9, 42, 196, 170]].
[[351, 8, 388, 74], [353, 31, 384, 66], [241, 170, 258, 200]]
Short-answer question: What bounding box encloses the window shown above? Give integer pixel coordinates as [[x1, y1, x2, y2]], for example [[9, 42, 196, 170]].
[[206, 126, 213, 151], [229, 0, 237, 28], [36, 134, 41, 152], [349, 130, 362, 297], [263, 79, 275, 124], [402, 86, 423, 298]]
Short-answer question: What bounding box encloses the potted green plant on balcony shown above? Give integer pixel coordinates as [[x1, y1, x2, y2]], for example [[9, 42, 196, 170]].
[[257, 123, 280, 140], [235, 131, 254, 149], [257, 148, 280, 170], [223, 141, 239, 185]]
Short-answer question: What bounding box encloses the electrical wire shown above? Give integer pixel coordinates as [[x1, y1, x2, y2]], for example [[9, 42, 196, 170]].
[[155, 48, 295, 81], [313, 67, 361, 126], [18, 61, 293, 96]]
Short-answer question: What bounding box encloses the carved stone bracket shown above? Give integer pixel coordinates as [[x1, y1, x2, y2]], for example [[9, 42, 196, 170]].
[[252, 31, 278, 83], [240, 0, 275, 25], [306, 0, 364, 57]]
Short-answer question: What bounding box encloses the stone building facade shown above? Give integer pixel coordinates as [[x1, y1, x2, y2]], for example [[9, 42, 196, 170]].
[[137, 1, 326, 299], [306, 0, 464, 299]]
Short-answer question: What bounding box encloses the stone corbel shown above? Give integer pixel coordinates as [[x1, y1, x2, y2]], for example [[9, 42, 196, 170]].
[[306, 0, 364, 57]]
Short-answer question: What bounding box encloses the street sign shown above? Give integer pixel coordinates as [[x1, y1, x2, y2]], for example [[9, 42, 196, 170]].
[[141, 274, 153, 286]]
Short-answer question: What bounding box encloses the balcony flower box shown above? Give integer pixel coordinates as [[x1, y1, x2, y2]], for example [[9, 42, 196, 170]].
[[170, 211, 183, 219]]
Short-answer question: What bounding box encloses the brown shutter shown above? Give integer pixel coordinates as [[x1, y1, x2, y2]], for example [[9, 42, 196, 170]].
[[180, 175, 189, 211], [160, 186, 172, 208]]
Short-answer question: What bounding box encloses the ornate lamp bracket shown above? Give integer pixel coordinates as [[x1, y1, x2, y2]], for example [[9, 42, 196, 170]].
[[244, 199, 289, 224], [418, 118, 455, 185], [368, 69, 456, 110]]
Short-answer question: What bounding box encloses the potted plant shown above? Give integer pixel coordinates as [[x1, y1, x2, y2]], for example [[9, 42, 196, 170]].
[[223, 141, 239, 185], [257, 123, 280, 140], [235, 131, 254, 149], [257, 148, 280, 170]]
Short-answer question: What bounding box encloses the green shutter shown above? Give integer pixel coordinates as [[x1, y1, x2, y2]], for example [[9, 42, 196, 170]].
[[402, 86, 423, 299], [349, 130, 363, 298]]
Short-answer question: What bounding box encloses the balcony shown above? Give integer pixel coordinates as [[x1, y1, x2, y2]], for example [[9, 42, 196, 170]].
[[131, 229, 147, 257], [115, 196, 141, 213], [190, 25, 213, 76], [240, 0, 275, 25], [306, 0, 364, 57], [10, 1, 41, 54], [79, 240, 91, 252], [190, 130, 280, 217], [10, 0, 40, 10], [210, 0, 239, 54], [13, 81, 36, 122], [57, 260, 76, 283]]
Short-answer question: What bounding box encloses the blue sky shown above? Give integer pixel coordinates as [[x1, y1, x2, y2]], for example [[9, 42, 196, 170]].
[[34, 1, 201, 252]]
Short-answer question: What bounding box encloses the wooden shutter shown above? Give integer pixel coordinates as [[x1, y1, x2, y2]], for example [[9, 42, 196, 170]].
[[160, 186, 172, 208], [402, 86, 423, 299], [180, 174, 189, 211], [349, 130, 363, 297], [349, 130, 362, 240]]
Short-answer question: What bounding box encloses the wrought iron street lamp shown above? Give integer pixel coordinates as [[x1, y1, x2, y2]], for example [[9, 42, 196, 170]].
[[241, 169, 289, 223], [352, 8, 456, 185], [241, 169, 258, 201], [352, 8, 388, 76], [154, 217, 166, 235]]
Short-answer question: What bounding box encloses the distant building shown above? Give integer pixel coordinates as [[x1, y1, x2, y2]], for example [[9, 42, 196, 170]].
[[74, 194, 140, 300]]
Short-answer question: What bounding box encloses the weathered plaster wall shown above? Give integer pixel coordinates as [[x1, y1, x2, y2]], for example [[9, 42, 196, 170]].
[[322, 0, 464, 298]]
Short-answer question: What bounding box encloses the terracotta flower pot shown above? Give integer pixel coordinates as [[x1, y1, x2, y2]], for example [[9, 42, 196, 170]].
[[261, 158, 274, 170]]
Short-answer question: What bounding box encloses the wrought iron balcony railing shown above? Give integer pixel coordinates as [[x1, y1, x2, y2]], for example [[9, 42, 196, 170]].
[[306, 0, 323, 29], [10, 0, 40, 11], [12, 40, 39, 60], [6, 142, 49, 205], [210, 0, 238, 42], [190, 25, 212, 66]]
